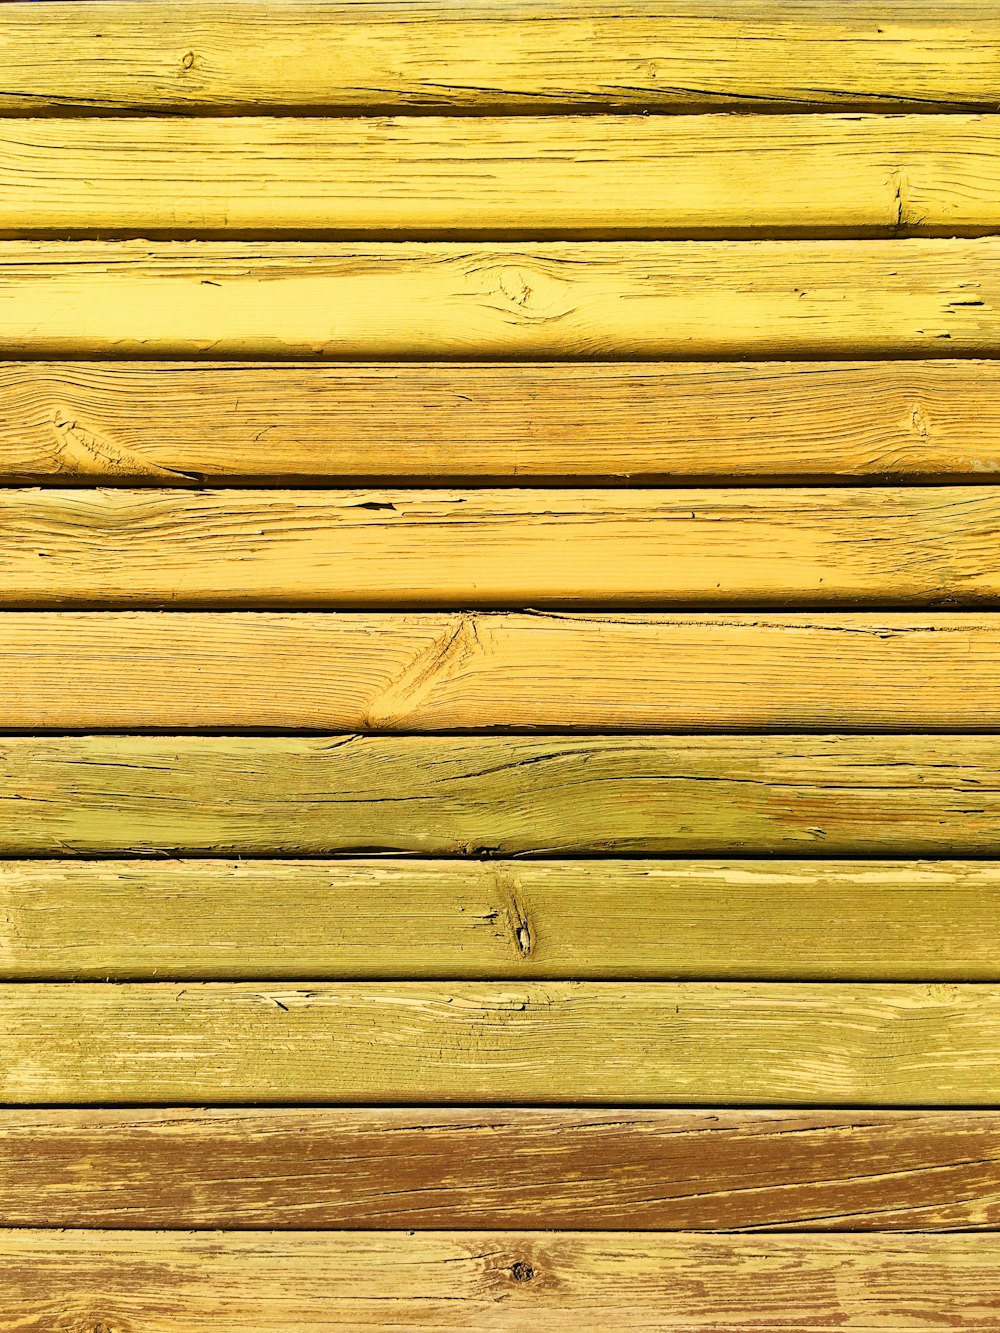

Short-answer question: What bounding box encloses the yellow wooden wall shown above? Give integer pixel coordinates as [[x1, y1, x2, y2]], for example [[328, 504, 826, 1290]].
[[2, 2, 1000, 1327]]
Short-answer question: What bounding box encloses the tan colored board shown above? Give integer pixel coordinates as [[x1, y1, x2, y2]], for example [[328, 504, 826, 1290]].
[[0, 239, 999, 358], [4, 1232, 1000, 1331], [3, 115, 999, 237], [7, 361, 1000, 485], [3, 1108, 997, 1231], [6, 858, 1000, 982], [2, 982, 999, 1104], [11, 612, 1000, 730], [1, 734, 999, 857], [4, 488, 1000, 608], [0, 2, 996, 113]]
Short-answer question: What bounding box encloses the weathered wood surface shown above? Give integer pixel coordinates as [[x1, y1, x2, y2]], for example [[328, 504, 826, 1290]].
[[4, 115, 1000, 238], [3, 1108, 997, 1231], [7, 859, 1000, 982], [11, 612, 1000, 731], [2, 982, 999, 1104], [0, 2, 996, 114], [5, 488, 1000, 608], [2, 734, 1000, 856], [4, 1231, 1000, 1331], [7, 361, 1000, 484], [1, 239, 999, 358]]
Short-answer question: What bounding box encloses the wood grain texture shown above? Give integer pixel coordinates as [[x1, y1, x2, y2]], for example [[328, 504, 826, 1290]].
[[3, 115, 1000, 238], [2, 734, 999, 857], [1, 239, 1000, 359], [3, 1232, 1000, 1332], [0, 1, 997, 113], [5, 488, 1000, 608], [2, 982, 1000, 1104], [7, 858, 1000, 982], [3, 1108, 997, 1230], [7, 361, 1000, 485], [11, 612, 1000, 731]]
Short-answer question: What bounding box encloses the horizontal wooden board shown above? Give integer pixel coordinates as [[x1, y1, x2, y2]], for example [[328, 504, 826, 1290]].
[[7, 360, 1000, 485], [2, 982, 1000, 1104], [11, 612, 1000, 731], [1, 239, 999, 359], [4, 1232, 1000, 1331], [4, 115, 1000, 238], [5, 488, 1000, 608], [4, 1108, 998, 1230], [7, 858, 1000, 982], [0, 2, 996, 113], [2, 734, 1000, 857]]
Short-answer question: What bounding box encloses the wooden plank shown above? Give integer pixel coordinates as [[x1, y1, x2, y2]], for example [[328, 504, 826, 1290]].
[[2, 734, 999, 857], [3, 1232, 1000, 1332], [1, 239, 999, 359], [5, 488, 1000, 609], [12, 612, 1000, 731], [2, 982, 1000, 1104], [3, 115, 999, 238], [7, 858, 1000, 982], [0, 2, 997, 114], [8, 361, 1000, 486], [3, 1108, 997, 1230]]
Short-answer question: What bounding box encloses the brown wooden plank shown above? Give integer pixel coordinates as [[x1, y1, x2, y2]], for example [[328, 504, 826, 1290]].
[[1, 239, 999, 360], [6, 858, 1000, 982], [0, 1, 996, 113], [1, 1108, 996, 1230], [2, 734, 1000, 857], [5, 488, 1000, 609], [10, 612, 1000, 731], [7, 361, 1000, 486], [2, 982, 999, 1105], [4, 115, 1000, 239]]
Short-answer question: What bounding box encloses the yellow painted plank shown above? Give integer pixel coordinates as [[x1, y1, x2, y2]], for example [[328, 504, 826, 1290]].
[[0, 1, 996, 113], [2, 116, 998, 237], [4, 1108, 998, 1231], [4, 859, 1000, 983], [2, 488, 1000, 608], [1, 982, 999, 1104], [6, 361, 1000, 485], [10, 612, 1000, 731], [1, 734, 998, 857], [0, 239, 998, 358], [4, 1232, 1000, 1331]]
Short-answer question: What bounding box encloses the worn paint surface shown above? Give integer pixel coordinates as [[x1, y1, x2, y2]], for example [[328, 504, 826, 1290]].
[[2, 3, 999, 1326]]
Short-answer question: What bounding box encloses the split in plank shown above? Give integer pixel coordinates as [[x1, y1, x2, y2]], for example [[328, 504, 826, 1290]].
[[1, 239, 999, 359], [5, 488, 1000, 608], [2, 982, 1000, 1104], [2, 733, 1000, 857], [0, 1, 996, 114], [4, 115, 1000, 238], [3, 1107, 997, 1231], [12, 612, 1000, 730], [7, 361, 1000, 486], [6, 858, 1000, 981]]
